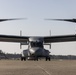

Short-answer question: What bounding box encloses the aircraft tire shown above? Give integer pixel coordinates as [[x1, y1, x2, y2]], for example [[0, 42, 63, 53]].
[[46, 57, 50, 61], [46, 57, 48, 61], [34, 57, 38, 61], [21, 57, 26, 61], [36, 57, 38, 61], [21, 57, 23, 61], [48, 57, 51, 61], [24, 57, 26, 61]]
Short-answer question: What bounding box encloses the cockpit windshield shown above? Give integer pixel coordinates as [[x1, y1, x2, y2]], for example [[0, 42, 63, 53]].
[[30, 41, 43, 48]]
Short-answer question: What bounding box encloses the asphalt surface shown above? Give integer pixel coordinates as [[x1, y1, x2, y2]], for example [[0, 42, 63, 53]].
[[0, 60, 76, 75]]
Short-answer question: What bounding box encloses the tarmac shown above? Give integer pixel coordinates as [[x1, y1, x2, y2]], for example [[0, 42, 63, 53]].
[[0, 60, 76, 75]]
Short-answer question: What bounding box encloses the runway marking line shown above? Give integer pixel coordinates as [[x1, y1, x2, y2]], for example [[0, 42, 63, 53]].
[[36, 65, 51, 75]]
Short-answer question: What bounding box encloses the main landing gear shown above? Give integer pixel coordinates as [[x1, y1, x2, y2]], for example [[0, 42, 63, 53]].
[[21, 56, 51, 61], [21, 57, 26, 61], [34, 56, 51, 61], [45, 57, 51, 61]]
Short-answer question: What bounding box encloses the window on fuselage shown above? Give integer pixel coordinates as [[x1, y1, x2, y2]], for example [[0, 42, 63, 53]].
[[30, 41, 43, 48]]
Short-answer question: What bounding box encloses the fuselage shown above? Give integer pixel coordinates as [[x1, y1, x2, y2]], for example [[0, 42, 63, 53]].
[[21, 37, 50, 60], [28, 37, 45, 56]]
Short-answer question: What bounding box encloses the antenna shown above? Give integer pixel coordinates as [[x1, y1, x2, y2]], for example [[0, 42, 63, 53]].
[[49, 30, 51, 49], [20, 30, 22, 49], [20, 30, 28, 49], [20, 30, 22, 36], [75, 25, 76, 35], [44, 30, 51, 49], [50, 30, 51, 36]]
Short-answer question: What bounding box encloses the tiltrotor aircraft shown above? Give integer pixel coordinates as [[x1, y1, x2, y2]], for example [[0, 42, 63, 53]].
[[0, 18, 76, 61]]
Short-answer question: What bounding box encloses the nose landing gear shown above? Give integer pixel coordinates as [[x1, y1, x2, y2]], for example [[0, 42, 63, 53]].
[[21, 57, 26, 61]]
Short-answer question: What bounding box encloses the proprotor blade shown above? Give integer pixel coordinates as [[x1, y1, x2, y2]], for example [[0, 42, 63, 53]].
[[0, 18, 27, 22], [45, 18, 76, 23]]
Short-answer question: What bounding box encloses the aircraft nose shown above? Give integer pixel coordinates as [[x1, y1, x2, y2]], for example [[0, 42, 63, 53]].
[[29, 48, 44, 56], [35, 48, 44, 56], [30, 49, 35, 54]]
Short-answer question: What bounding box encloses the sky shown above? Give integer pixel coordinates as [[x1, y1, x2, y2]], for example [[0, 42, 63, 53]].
[[0, 0, 76, 55]]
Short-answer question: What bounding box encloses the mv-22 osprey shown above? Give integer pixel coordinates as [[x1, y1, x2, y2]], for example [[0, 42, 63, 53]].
[[0, 18, 76, 61]]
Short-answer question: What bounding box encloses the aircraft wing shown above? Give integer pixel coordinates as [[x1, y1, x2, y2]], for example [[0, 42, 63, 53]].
[[0, 34, 76, 43], [0, 34, 29, 43], [44, 34, 76, 43]]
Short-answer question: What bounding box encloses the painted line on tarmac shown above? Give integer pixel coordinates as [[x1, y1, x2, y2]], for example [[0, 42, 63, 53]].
[[36, 65, 51, 75]]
